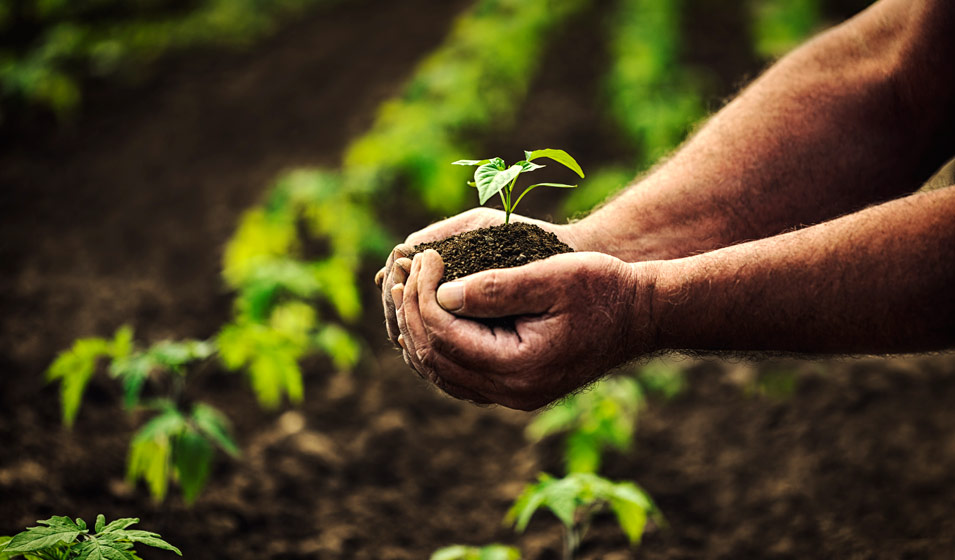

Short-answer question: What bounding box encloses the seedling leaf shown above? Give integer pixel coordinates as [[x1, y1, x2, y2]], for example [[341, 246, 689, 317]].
[[190, 402, 240, 457], [173, 427, 214, 505], [475, 162, 522, 204], [430, 544, 520, 560], [451, 159, 490, 166], [523, 149, 585, 177], [121, 531, 181, 556], [4, 516, 84, 552]]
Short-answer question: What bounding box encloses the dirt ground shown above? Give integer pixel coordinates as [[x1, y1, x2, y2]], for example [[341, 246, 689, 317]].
[[3, 0, 955, 558]]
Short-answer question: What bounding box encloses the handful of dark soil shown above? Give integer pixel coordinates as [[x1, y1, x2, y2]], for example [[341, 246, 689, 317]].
[[412, 222, 573, 282]]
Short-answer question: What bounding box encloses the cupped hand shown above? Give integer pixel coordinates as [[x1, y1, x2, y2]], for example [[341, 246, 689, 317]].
[[393, 249, 658, 410], [375, 208, 579, 347]]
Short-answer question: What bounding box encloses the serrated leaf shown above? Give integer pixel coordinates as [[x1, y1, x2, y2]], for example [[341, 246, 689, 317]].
[[523, 149, 585, 178], [76, 517, 87, 531], [173, 428, 213, 505], [74, 537, 135, 560], [475, 163, 523, 205], [95, 515, 105, 533], [190, 402, 240, 457], [46, 337, 112, 427], [4, 525, 81, 553], [121, 531, 181, 556], [99, 518, 138, 533]]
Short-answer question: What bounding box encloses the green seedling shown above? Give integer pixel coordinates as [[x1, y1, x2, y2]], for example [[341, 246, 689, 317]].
[[527, 376, 644, 475], [47, 326, 239, 504], [0, 514, 180, 559], [507, 472, 661, 560], [453, 149, 585, 224], [430, 544, 521, 560]]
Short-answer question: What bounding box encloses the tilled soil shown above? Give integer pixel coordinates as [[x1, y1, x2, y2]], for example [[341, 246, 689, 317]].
[[4, 0, 954, 558]]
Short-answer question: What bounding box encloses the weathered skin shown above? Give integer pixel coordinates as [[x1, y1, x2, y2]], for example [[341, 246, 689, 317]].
[[377, 0, 955, 410]]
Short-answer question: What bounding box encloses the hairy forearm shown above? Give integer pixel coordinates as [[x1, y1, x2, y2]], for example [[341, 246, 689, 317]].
[[567, 0, 955, 262], [645, 186, 955, 355]]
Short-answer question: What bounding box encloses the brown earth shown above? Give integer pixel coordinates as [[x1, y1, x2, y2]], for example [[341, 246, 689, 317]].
[[4, 0, 955, 559], [412, 223, 573, 282]]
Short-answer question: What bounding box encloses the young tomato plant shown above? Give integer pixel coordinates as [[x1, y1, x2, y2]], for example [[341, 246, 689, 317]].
[[453, 149, 585, 224], [47, 327, 239, 504], [507, 473, 662, 560], [0, 514, 180, 559], [526, 376, 644, 475]]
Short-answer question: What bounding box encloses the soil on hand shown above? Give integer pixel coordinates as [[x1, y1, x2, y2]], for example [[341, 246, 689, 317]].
[[412, 222, 573, 282]]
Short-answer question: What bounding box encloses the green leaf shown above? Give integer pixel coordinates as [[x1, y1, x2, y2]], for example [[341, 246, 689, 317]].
[[173, 428, 214, 505], [523, 182, 577, 189], [518, 160, 545, 172], [475, 163, 523, 205], [95, 515, 105, 534], [120, 531, 180, 556], [608, 496, 648, 545], [523, 149, 585, 178], [190, 402, 240, 457], [99, 519, 138, 533], [430, 545, 520, 560], [565, 431, 601, 474], [73, 537, 135, 560], [4, 517, 84, 553], [451, 159, 490, 166], [127, 408, 185, 501], [314, 324, 361, 372], [46, 337, 112, 427]]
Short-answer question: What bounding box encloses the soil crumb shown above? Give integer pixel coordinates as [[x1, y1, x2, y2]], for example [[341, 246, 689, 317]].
[[413, 222, 573, 282]]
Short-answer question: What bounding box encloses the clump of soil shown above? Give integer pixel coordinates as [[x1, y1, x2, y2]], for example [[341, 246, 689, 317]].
[[413, 222, 573, 282]]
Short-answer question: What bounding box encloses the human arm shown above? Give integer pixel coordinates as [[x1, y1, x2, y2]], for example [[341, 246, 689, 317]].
[[569, 0, 955, 261], [397, 186, 955, 410]]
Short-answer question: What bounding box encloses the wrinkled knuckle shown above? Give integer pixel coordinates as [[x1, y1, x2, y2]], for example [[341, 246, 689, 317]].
[[478, 271, 503, 302]]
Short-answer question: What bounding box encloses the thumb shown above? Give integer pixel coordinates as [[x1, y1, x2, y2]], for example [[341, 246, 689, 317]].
[[436, 264, 558, 318]]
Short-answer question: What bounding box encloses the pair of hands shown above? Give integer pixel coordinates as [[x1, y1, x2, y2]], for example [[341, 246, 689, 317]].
[[375, 208, 658, 410]]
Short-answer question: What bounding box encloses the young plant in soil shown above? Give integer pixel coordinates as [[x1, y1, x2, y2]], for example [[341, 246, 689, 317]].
[[47, 326, 240, 504], [414, 149, 584, 280], [0, 514, 180, 559], [507, 472, 662, 560]]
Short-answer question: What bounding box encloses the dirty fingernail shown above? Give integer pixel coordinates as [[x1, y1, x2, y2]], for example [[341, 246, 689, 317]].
[[436, 282, 464, 312], [374, 268, 386, 288], [391, 283, 404, 308], [397, 334, 406, 350]]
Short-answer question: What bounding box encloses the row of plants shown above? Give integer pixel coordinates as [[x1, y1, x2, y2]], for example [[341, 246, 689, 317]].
[[0, 0, 339, 118]]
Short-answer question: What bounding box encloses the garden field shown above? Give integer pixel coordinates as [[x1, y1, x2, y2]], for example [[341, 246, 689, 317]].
[[2, 0, 954, 558]]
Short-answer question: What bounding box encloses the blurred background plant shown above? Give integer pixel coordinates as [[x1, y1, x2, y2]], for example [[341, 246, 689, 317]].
[[0, 0, 338, 120]]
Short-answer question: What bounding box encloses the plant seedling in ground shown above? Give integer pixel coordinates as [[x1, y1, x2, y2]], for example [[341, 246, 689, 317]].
[[526, 376, 644, 475], [507, 472, 662, 560], [453, 148, 584, 225], [47, 326, 240, 504], [0, 514, 180, 559]]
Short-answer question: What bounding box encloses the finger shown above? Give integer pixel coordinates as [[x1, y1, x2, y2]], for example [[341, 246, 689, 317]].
[[408, 251, 518, 396], [375, 267, 386, 289], [396, 284, 426, 375], [435, 259, 563, 318], [393, 257, 412, 285], [383, 246, 412, 343]]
